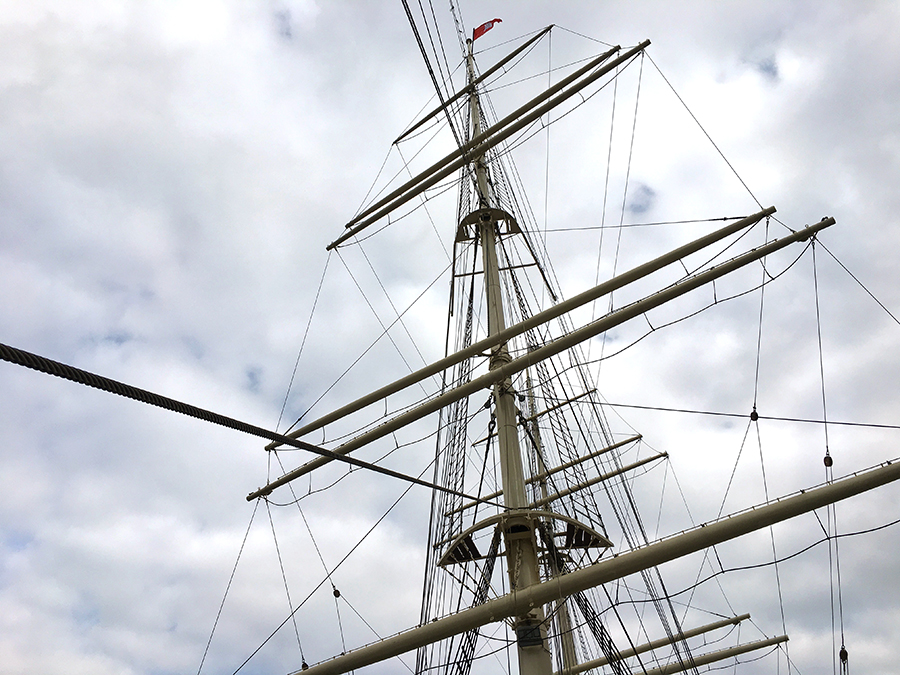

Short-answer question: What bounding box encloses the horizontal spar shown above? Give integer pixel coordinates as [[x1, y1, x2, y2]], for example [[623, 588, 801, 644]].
[[394, 26, 554, 144], [447, 434, 643, 516], [271, 206, 775, 450], [527, 453, 667, 509], [558, 613, 752, 675], [328, 42, 650, 249], [250, 215, 824, 500], [334, 41, 623, 240], [294, 458, 900, 675], [634, 635, 788, 675]]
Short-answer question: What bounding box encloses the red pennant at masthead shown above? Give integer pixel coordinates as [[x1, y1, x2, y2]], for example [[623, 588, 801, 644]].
[[473, 18, 501, 40]]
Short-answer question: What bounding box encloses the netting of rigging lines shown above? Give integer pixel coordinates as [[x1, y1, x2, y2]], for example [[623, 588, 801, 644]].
[[408, 30, 710, 675], [243, 16, 876, 675]]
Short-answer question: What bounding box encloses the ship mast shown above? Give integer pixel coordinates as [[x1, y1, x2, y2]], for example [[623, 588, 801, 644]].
[[526, 375, 580, 673], [464, 37, 554, 675], [260, 30, 894, 675]]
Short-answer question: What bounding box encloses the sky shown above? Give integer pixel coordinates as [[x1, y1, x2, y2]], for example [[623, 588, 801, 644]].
[[1, 2, 900, 674]]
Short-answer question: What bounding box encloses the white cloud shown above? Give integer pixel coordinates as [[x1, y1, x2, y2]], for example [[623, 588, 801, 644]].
[[2, 2, 900, 674]]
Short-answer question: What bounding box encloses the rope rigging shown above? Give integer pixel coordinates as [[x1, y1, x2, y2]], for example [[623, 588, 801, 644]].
[[265, 17, 900, 670], [613, 514, 900, 612], [747, 213, 791, 675], [292, 29, 896, 672], [400, 0, 465, 151], [434, 29, 777, 673], [4, 5, 900, 674], [645, 53, 763, 210], [196, 499, 261, 675], [210, 20, 900, 675], [283, 252, 454, 438], [812, 241, 848, 675]]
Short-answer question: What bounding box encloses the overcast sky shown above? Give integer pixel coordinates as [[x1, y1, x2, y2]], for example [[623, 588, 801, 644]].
[[2, 2, 900, 675]]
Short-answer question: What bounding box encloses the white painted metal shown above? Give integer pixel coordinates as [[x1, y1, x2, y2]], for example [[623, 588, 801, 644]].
[[465, 36, 553, 675], [526, 452, 667, 509], [435, 510, 611, 567], [268, 207, 773, 451], [529, 435, 642, 483], [330, 42, 636, 249], [274, 25, 843, 675], [292, 459, 900, 675], [523, 389, 596, 422], [250, 216, 828, 500], [395, 26, 553, 144], [527, 379, 579, 674], [631, 634, 788, 675], [557, 613, 751, 675], [447, 432, 642, 515]]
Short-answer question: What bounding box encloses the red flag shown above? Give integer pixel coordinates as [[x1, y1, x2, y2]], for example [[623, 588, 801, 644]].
[[472, 18, 501, 40]]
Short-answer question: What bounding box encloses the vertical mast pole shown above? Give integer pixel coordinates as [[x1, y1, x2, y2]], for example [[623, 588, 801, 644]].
[[465, 38, 553, 675], [526, 375, 579, 672]]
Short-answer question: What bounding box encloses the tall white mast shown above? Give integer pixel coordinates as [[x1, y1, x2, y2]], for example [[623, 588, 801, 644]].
[[465, 37, 554, 675], [272, 29, 892, 675]]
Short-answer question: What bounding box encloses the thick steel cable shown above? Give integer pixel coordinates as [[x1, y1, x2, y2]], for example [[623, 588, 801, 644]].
[[0, 341, 500, 507]]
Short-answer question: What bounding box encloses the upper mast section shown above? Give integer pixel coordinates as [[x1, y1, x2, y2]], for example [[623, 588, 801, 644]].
[[456, 34, 524, 244], [463, 17, 504, 211], [464, 36, 492, 209], [326, 33, 650, 250], [462, 27, 556, 675]]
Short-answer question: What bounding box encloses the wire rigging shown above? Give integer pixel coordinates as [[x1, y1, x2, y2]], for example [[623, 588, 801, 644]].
[[278, 252, 332, 433], [623, 515, 900, 606], [819, 241, 900, 326], [486, 67, 704, 660], [285, 254, 453, 433], [232, 472, 423, 674], [755, 416, 792, 675], [265, 499, 307, 657], [646, 53, 762, 209], [745, 222, 792, 675], [260, 21, 900, 675], [593, 52, 637, 373], [593, 401, 900, 430], [401, 0, 465, 150], [813, 241, 847, 675], [752, 216, 770, 411], [196, 498, 261, 675]]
